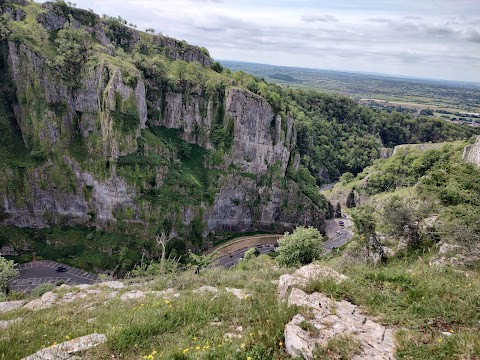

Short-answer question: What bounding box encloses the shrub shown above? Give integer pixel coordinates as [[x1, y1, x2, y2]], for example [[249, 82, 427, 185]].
[[243, 247, 260, 261], [276, 226, 323, 267], [0, 256, 18, 296], [31, 283, 56, 297]]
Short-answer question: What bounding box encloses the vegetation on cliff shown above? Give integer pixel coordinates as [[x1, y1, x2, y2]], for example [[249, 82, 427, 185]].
[[0, 0, 478, 270]]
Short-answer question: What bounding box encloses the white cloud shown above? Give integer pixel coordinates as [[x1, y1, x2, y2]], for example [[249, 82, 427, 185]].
[[37, 0, 480, 82]]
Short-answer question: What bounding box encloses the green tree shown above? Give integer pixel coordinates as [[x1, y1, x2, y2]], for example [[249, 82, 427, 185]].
[[0, 256, 18, 298], [277, 226, 323, 267], [383, 196, 421, 248], [352, 206, 386, 263], [211, 61, 223, 73], [243, 247, 260, 261]]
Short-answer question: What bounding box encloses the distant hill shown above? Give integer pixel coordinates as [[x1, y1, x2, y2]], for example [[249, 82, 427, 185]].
[[220, 60, 480, 113]]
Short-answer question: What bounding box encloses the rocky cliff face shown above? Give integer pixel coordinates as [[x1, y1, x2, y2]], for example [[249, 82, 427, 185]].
[[0, 0, 327, 244], [463, 136, 480, 168]]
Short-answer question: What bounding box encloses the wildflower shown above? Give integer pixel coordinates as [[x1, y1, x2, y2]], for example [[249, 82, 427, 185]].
[[249, 332, 254, 337], [65, 335, 71, 340], [279, 341, 283, 347], [183, 348, 190, 353], [248, 357, 252, 360], [196, 346, 201, 350], [193, 337, 197, 341], [241, 343, 246, 348], [438, 339, 443, 343], [449, 329, 454, 333]]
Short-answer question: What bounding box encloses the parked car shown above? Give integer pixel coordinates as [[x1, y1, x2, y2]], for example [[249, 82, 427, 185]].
[[339, 221, 345, 227], [56, 266, 67, 272]]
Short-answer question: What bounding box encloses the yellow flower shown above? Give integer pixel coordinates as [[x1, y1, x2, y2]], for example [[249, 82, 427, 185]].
[[65, 335, 70, 340], [196, 346, 201, 350], [183, 348, 190, 353], [449, 329, 454, 333], [249, 332, 254, 336], [193, 337, 197, 341], [247, 357, 252, 360], [438, 339, 443, 343], [241, 343, 246, 348], [279, 341, 283, 347]]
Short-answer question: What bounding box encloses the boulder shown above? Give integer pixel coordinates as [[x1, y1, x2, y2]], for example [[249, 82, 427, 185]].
[[21, 333, 106, 360], [24, 292, 57, 310], [284, 288, 395, 359], [278, 264, 348, 300], [0, 300, 25, 314]]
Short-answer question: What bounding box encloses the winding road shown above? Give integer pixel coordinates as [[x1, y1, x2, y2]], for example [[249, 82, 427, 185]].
[[216, 216, 354, 268]]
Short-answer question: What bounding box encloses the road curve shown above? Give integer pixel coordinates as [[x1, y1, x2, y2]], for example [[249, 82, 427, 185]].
[[216, 216, 354, 268]]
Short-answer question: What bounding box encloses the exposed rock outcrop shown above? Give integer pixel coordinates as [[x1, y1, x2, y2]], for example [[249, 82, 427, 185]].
[[278, 264, 348, 301], [278, 265, 395, 359], [0, 0, 327, 242], [21, 333, 107, 360], [285, 288, 395, 359], [463, 136, 480, 168], [0, 300, 25, 313]]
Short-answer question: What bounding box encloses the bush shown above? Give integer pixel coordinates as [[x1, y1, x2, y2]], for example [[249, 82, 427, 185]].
[[0, 256, 18, 296], [243, 247, 260, 261], [31, 283, 56, 297], [276, 226, 323, 267]]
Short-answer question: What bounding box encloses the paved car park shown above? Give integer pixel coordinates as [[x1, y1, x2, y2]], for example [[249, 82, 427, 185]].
[[10, 260, 99, 292]]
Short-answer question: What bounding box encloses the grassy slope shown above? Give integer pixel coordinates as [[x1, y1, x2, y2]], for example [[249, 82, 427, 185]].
[[1, 252, 478, 359]]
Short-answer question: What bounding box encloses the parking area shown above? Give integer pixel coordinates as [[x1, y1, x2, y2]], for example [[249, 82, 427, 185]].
[[10, 260, 99, 292]]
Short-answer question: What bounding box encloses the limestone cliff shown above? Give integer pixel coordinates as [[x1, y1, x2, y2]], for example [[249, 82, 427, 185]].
[[0, 0, 327, 244], [463, 136, 480, 168]]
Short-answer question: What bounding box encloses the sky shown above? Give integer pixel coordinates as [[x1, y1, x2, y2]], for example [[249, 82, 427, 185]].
[[43, 0, 480, 82]]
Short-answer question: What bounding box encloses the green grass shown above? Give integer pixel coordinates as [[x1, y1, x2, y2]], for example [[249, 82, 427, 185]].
[[0, 256, 296, 359], [306, 252, 480, 359], [2, 245, 479, 359]]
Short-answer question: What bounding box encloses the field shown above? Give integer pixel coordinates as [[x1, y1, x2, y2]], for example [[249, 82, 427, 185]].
[[220, 60, 480, 116]]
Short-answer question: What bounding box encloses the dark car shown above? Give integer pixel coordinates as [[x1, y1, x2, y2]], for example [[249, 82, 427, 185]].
[[56, 266, 67, 272]]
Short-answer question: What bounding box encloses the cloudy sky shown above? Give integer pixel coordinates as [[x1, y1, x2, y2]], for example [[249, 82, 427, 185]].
[[47, 0, 480, 82]]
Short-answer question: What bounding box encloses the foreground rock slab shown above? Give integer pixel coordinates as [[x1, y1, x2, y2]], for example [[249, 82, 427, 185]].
[[278, 264, 348, 300], [283, 286, 395, 359], [21, 333, 107, 360], [0, 300, 25, 314], [24, 292, 57, 311]]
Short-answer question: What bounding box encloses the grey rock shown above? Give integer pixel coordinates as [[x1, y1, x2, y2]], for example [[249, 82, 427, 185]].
[[98, 281, 125, 289], [278, 264, 348, 301], [21, 333, 106, 360], [24, 292, 57, 310], [120, 290, 146, 301], [463, 135, 480, 168], [285, 288, 395, 360], [0, 300, 25, 314]]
